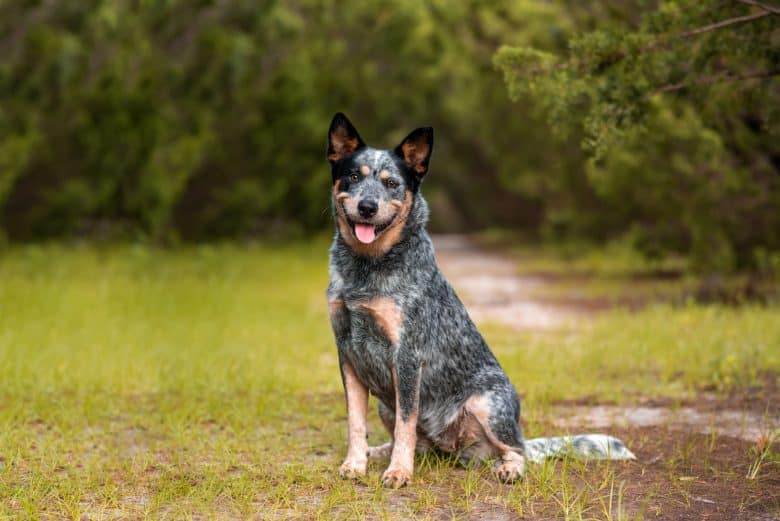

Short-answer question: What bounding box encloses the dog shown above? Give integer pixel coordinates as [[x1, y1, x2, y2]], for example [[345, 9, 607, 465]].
[[325, 113, 634, 488]]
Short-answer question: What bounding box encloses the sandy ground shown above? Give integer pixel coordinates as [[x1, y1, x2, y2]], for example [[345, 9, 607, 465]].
[[433, 234, 583, 331], [552, 403, 775, 443]]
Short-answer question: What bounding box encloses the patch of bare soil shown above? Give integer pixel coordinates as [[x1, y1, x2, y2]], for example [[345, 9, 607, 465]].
[[351, 425, 779, 521], [595, 425, 778, 521], [433, 234, 585, 331], [550, 404, 776, 443], [549, 380, 780, 444]]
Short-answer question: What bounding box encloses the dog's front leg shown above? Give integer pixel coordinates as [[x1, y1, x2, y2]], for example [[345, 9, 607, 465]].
[[382, 349, 421, 488], [329, 295, 369, 479], [338, 361, 369, 479]]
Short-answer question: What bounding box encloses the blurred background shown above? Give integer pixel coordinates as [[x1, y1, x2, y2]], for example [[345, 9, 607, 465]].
[[0, 0, 778, 272], [1, 3, 779, 517]]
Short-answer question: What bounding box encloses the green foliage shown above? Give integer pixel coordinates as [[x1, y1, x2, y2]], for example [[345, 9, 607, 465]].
[[1, 1, 777, 273], [0, 0, 567, 240], [496, 0, 780, 271]]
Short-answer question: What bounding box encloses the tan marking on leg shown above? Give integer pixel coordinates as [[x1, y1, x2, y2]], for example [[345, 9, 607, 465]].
[[339, 362, 369, 479], [463, 395, 517, 453], [379, 169, 391, 180], [453, 395, 525, 474], [446, 404, 498, 462], [360, 165, 370, 175], [356, 297, 402, 345], [382, 367, 418, 488], [391, 414, 416, 468], [458, 394, 526, 481], [376, 402, 430, 461], [458, 413, 494, 454], [436, 416, 461, 453]]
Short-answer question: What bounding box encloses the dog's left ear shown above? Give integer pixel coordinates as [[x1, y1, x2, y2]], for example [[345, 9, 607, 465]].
[[395, 127, 433, 178]]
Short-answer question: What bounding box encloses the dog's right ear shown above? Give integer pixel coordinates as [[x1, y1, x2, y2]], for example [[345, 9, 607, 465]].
[[328, 113, 365, 165]]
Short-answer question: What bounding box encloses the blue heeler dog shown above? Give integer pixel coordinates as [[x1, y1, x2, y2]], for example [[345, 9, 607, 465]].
[[326, 113, 634, 488]]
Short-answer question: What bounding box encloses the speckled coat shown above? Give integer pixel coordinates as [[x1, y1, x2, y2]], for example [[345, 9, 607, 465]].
[[325, 113, 633, 488]]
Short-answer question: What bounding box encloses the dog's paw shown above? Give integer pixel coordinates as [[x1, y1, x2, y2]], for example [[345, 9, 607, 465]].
[[493, 455, 525, 483], [339, 457, 367, 479], [367, 442, 393, 461], [381, 465, 413, 489]]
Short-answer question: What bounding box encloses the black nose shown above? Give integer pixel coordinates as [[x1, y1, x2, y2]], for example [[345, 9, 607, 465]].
[[358, 199, 378, 218]]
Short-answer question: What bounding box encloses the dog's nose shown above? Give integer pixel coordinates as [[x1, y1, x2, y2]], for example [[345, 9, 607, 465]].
[[358, 199, 378, 218]]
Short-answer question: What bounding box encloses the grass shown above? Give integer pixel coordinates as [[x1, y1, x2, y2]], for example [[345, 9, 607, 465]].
[[487, 304, 779, 406], [0, 240, 777, 519]]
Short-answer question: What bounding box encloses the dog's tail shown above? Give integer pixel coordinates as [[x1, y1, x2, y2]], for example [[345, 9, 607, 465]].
[[524, 434, 636, 463]]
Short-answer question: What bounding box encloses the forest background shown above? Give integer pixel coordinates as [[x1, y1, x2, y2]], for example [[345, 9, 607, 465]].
[[0, 0, 778, 274]]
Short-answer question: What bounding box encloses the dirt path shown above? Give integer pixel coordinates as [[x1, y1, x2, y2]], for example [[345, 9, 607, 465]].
[[432, 235, 779, 519], [551, 403, 776, 443], [432, 234, 777, 442], [433, 234, 582, 331]]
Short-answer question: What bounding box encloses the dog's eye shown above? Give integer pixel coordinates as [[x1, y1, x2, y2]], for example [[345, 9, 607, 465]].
[[385, 179, 399, 189], [349, 173, 359, 182]]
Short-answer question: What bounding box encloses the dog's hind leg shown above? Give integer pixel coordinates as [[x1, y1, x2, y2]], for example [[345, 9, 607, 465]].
[[460, 390, 526, 482]]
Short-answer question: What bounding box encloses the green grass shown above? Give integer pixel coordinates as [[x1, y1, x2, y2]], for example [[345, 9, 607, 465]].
[[0, 242, 777, 519], [488, 304, 779, 407]]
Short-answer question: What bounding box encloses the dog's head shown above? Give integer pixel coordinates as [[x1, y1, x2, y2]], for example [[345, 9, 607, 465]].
[[327, 113, 433, 257]]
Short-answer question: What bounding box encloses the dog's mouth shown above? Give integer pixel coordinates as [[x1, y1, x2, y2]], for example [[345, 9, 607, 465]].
[[335, 195, 406, 246], [347, 217, 392, 244]]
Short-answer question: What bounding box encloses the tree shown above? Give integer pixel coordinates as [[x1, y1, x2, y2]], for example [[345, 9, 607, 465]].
[[0, 0, 566, 241], [495, 0, 780, 271]]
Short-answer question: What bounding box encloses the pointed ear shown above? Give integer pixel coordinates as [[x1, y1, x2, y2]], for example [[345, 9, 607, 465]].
[[327, 113, 365, 165], [395, 127, 433, 177]]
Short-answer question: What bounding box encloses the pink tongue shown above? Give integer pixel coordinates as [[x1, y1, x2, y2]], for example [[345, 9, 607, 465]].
[[354, 223, 376, 243]]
